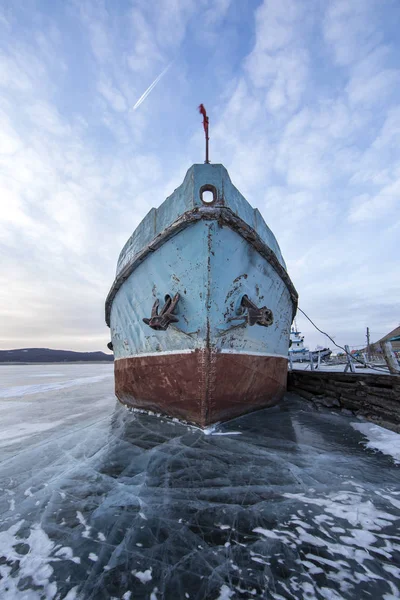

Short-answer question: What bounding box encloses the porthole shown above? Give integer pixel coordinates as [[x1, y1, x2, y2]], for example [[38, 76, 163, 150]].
[[199, 184, 217, 205]]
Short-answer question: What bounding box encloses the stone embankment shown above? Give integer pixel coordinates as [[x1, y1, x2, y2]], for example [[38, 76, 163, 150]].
[[287, 370, 400, 432]]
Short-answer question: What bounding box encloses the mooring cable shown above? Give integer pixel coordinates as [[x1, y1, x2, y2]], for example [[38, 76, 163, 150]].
[[297, 307, 390, 373]]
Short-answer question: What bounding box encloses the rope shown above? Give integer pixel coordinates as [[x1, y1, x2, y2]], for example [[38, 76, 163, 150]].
[[297, 307, 390, 373]]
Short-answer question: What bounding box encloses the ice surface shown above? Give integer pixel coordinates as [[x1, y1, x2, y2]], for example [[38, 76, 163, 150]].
[[351, 421, 400, 464], [0, 364, 399, 599], [0, 373, 113, 399]]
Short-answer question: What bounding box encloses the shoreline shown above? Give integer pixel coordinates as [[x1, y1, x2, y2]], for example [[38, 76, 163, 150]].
[[0, 361, 114, 365]]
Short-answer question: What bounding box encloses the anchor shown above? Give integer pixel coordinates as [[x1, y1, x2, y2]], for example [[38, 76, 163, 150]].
[[241, 295, 273, 327], [143, 293, 180, 331]]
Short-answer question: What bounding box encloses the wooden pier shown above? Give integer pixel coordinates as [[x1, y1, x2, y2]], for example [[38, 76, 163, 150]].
[[288, 369, 400, 433]]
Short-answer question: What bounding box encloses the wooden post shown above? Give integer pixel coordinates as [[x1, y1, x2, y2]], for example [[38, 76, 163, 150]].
[[366, 327, 371, 361], [288, 354, 293, 371], [316, 351, 321, 370], [344, 345, 356, 373], [380, 341, 400, 375], [309, 352, 314, 371]]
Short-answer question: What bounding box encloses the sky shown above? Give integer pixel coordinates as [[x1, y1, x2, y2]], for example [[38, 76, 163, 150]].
[[0, 0, 399, 353]]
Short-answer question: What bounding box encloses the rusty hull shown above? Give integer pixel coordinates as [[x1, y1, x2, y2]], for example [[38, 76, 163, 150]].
[[115, 351, 287, 427]]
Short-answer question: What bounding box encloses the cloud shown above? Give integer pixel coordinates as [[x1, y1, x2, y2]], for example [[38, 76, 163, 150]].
[[213, 0, 400, 350], [348, 180, 400, 223], [0, 3, 175, 350], [245, 0, 310, 114], [0, 0, 399, 353], [323, 0, 382, 66], [98, 78, 128, 112], [127, 7, 164, 73]]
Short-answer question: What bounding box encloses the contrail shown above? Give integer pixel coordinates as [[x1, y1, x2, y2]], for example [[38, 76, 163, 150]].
[[132, 63, 172, 111]]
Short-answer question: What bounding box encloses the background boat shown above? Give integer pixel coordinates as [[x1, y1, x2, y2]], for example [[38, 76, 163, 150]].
[[289, 326, 331, 362]]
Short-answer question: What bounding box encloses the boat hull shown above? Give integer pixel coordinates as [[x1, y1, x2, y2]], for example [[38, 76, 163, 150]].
[[106, 164, 298, 427], [115, 350, 287, 427]]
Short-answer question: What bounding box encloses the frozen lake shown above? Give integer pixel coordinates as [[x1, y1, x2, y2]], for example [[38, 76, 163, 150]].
[[0, 364, 399, 600]]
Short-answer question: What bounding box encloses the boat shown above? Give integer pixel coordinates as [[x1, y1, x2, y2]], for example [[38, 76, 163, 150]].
[[288, 327, 309, 362], [105, 110, 298, 427], [312, 348, 332, 362], [289, 327, 331, 362]]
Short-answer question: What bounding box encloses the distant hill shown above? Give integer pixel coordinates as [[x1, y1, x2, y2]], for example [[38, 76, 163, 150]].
[[373, 325, 400, 353], [0, 348, 114, 363], [370, 325, 400, 352], [361, 325, 400, 355]]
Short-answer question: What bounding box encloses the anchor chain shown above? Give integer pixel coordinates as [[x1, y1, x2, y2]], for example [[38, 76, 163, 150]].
[[241, 295, 273, 327], [143, 293, 180, 331]]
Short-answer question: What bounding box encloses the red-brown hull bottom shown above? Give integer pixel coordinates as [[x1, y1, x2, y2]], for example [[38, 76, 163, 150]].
[[114, 351, 287, 427]]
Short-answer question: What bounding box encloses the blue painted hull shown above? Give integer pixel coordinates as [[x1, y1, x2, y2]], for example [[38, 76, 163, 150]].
[[106, 164, 297, 426]]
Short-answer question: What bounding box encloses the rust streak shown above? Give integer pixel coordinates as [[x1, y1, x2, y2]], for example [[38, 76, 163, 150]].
[[114, 351, 287, 427]]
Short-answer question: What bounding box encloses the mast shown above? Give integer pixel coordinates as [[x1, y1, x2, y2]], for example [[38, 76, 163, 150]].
[[198, 104, 210, 164]]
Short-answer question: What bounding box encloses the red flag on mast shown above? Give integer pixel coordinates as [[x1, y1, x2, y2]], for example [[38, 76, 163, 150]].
[[198, 104, 208, 136], [198, 104, 210, 163]]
